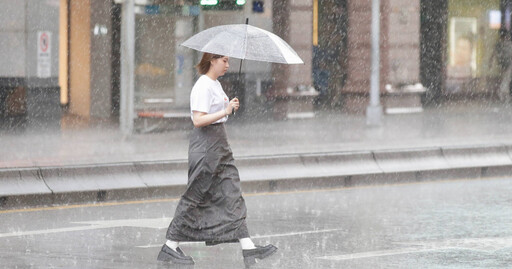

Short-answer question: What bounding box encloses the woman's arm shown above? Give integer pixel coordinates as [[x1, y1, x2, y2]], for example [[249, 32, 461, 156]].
[[192, 98, 239, 128], [192, 110, 227, 128]]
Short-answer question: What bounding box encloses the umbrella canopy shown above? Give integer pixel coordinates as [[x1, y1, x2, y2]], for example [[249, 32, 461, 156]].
[[181, 24, 304, 64]]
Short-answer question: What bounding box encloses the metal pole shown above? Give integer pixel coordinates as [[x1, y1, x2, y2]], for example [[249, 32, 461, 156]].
[[120, 0, 135, 135], [233, 18, 249, 115], [366, 0, 383, 125]]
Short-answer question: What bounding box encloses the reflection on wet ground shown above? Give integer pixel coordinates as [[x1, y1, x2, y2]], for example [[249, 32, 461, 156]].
[[2, 102, 512, 168], [1, 177, 511, 268]]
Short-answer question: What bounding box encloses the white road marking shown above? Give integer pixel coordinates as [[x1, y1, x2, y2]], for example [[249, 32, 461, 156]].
[[0, 225, 110, 239], [316, 247, 438, 261], [72, 218, 172, 229], [317, 236, 512, 261], [136, 228, 346, 248], [4, 216, 510, 262], [395, 236, 512, 252], [0, 218, 172, 238], [0, 217, 343, 244]]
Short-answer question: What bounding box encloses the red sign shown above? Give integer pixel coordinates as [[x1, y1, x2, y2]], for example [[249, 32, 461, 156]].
[[37, 31, 52, 78], [39, 32, 49, 53]]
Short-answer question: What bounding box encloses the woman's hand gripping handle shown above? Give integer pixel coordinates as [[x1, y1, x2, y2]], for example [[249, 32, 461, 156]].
[[225, 97, 239, 116]]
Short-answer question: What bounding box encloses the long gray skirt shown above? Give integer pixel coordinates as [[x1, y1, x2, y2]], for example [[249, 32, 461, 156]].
[[166, 123, 250, 245]]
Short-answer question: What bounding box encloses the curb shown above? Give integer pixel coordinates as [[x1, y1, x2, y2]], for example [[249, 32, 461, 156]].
[[2, 144, 512, 208]]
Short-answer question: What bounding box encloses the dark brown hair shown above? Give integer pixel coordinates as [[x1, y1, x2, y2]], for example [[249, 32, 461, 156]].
[[196, 52, 223, 74]]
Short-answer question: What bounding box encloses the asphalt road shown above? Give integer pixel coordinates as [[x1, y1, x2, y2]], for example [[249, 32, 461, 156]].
[[1, 177, 512, 269]]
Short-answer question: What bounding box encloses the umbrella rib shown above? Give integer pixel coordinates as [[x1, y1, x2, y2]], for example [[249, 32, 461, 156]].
[[181, 24, 303, 64], [243, 24, 249, 59], [264, 31, 303, 64]]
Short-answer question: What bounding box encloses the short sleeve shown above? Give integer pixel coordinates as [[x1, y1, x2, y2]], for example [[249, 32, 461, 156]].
[[190, 82, 211, 114]]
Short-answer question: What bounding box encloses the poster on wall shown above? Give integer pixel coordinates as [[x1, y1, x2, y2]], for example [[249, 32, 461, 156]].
[[488, 10, 501, 29], [37, 31, 52, 78], [447, 18, 477, 93]]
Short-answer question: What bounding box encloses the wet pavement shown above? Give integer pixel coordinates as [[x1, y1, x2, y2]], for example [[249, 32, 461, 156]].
[[2, 102, 512, 168], [1, 177, 511, 268]]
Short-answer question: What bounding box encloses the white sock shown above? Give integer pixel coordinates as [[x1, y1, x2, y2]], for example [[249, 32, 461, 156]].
[[165, 240, 179, 251], [239, 237, 256, 250]]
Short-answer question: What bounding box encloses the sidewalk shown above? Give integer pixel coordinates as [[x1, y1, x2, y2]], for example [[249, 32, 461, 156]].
[[2, 101, 512, 207], [2, 102, 512, 168]]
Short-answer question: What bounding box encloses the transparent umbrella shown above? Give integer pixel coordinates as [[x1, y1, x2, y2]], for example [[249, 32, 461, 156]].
[[181, 23, 304, 64], [181, 21, 304, 115]]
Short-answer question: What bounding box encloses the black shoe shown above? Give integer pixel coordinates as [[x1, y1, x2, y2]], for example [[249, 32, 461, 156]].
[[242, 244, 278, 268], [157, 244, 195, 265]]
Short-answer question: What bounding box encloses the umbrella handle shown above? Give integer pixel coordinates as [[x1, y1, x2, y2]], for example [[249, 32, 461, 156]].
[[232, 96, 238, 116], [233, 18, 248, 117]]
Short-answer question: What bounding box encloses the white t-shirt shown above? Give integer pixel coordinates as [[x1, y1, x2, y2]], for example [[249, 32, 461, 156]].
[[190, 75, 229, 124]]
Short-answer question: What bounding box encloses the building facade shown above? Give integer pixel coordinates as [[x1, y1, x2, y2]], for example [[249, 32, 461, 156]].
[[0, 0, 509, 131], [0, 0, 61, 129]]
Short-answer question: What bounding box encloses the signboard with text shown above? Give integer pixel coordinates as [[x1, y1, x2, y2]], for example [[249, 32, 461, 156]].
[[37, 31, 52, 78]]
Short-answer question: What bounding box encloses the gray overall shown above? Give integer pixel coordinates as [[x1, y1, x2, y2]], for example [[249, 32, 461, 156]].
[[166, 123, 249, 245]]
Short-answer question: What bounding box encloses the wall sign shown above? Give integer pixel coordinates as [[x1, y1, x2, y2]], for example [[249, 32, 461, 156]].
[[37, 31, 52, 78]]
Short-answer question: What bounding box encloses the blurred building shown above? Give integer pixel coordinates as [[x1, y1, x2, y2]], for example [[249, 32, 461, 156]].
[[314, 0, 505, 111], [421, 0, 503, 104], [0, 0, 61, 129], [0, 0, 508, 131]]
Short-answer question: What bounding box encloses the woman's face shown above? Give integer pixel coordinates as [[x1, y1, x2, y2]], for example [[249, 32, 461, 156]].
[[210, 56, 229, 77]]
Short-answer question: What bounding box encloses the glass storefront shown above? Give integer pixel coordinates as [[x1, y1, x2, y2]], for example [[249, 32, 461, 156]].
[[313, 0, 348, 107], [133, 2, 199, 113], [130, 0, 269, 119], [447, 0, 500, 96]]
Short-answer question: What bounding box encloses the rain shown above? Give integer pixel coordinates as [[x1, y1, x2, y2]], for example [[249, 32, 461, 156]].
[[1, 0, 512, 268]]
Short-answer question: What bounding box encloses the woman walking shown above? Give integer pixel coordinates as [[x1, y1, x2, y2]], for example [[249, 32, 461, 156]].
[[157, 53, 277, 267]]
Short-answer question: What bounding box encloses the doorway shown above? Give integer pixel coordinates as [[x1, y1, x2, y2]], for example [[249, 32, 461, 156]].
[[420, 0, 448, 105], [313, 0, 348, 108]]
